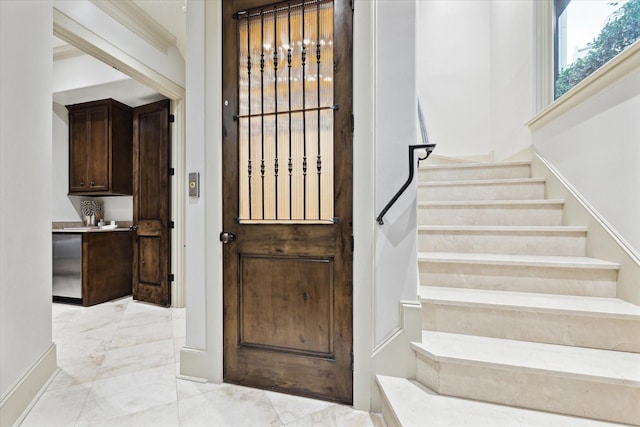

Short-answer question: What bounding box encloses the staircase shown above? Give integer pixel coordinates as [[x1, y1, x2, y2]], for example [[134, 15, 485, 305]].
[[376, 160, 640, 426]]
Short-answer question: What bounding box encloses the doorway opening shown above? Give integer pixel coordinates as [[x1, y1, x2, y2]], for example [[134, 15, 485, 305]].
[[52, 23, 185, 308]]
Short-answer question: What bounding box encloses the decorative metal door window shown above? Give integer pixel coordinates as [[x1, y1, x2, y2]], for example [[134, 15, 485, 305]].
[[236, 0, 334, 221]]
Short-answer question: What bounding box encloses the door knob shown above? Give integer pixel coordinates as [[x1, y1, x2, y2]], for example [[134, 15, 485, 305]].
[[219, 231, 236, 244]]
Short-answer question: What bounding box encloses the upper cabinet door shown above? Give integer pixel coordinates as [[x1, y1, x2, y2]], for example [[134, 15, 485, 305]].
[[67, 99, 133, 196], [87, 106, 109, 191], [68, 108, 90, 192]]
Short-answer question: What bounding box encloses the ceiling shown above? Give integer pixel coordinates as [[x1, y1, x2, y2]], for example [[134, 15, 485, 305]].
[[53, 0, 185, 107], [52, 76, 168, 108]]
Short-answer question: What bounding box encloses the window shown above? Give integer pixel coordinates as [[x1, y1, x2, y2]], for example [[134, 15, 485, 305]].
[[236, 0, 335, 221], [554, 0, 640, 99]]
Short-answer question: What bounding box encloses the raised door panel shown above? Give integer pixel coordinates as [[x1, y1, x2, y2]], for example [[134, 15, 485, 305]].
[[87, 106, 109, 191], [239, 256, 333, 355], [109, 104, 133, 194], [82, 232, 133, 306], [69, 109, 89, 192]]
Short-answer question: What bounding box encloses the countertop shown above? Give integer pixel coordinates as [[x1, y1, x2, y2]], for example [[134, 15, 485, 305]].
[[52, 221, 133, 233]]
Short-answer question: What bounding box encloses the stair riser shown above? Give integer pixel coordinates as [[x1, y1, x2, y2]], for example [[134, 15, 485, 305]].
[[415, 354, 640, 426], [418, 182, 545, 202], [419, 262, 618, 297], [419, 165, 531, 182], [418, 231, 586, 256], [418, 205, 563, 226], [422, 303, 640, 352], [380, 399, 401, 427]]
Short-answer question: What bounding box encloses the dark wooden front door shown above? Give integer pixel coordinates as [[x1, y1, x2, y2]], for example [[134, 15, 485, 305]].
[[132, 99, 172, 307], [222, 0, 353, 403]]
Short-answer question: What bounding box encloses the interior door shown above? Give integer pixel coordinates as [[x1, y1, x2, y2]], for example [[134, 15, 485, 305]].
[[222, 0, 353, 403], [132, 99, 172, 307]]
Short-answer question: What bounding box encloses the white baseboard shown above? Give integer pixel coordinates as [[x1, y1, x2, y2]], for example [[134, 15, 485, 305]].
[[427, 152, 495, 165], [179, 346, 222, 384], [370, 301, 422, 412], [0, 343, 57, 427]]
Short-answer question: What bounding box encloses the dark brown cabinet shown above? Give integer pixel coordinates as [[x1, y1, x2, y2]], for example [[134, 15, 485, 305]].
[[53, 230, 133, 306], [82, 231, 133, 306], [67, 99, 133, 195]]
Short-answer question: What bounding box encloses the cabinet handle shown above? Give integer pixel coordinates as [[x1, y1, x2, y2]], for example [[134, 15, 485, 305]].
[[90, 181, 95, 187], [80, 181, 84, 186]]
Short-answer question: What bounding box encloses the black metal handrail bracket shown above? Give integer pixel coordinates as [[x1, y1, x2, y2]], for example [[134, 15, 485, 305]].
[[376, 143, 436, 225]]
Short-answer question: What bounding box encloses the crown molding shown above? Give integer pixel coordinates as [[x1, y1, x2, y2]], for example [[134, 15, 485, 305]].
[[89, 0, 176, 54], [53, 43, 84, 61]]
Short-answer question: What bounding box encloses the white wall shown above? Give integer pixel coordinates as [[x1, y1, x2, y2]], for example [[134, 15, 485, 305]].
[[416, 0, 492, 157], [489, 0, 534, 159], [416, 0, 533, 160], [374, 0, 421, 345], [53, 54, 129, 94], [0, 0, 55, 406], [533, 64, 640, 258]]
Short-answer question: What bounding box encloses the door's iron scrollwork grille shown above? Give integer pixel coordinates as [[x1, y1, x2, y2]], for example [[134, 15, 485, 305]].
[[236, 0, 334, 222]]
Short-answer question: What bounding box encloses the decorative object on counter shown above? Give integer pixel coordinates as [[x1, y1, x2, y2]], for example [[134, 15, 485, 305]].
[[80, 200, 103, 226]]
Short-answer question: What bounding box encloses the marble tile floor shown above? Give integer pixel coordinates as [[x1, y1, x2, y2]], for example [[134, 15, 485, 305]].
[[19, 297, 384, 427]]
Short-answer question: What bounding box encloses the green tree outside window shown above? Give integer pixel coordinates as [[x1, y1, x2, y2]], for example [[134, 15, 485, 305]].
[[555, 0, 640, 98]]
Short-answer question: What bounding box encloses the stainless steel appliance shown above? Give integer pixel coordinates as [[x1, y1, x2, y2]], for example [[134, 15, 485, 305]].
[[52, 233, 82, 303]]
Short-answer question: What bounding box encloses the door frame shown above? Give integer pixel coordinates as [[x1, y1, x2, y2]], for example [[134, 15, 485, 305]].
[[53, 9, 187, 308], [180, 0, 376, 409]]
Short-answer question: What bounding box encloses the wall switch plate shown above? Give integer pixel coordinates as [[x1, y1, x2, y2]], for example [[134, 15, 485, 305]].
[[188, 172, 200, 197]]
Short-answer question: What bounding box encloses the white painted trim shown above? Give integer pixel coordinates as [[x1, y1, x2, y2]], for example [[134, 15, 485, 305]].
[[353, 0, 376, 411], [88, 0, 176, 55], [53, 7, 187, 309], [179, 347, 219, 383], [533, 0, 553, 114], [0, 344, 57, 427], [171, 99, 186, 308], [370, 301, 422, 412], [528, 39, 640, 130], [53, 8, 185, 101], [52, 44, 84, 61], [203, 0, 224, 384]]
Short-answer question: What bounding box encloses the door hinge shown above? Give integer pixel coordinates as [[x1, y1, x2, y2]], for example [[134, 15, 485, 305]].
[[351, 113, 354, 133], [169, 114, 175, 123], [350, 351, 354, 371], [168, 221, 175, 229], [350, 234, 354, 252], [351, 0, 354, 12], [168, 273, 175, 282], [169, 167, 175, 176]]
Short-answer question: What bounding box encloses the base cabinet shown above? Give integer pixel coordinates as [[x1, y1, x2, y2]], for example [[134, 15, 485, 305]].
[[53, 231, 132, 306]]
